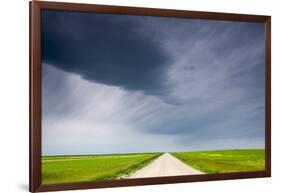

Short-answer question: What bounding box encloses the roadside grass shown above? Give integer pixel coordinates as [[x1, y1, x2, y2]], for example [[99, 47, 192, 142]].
[[42, 153, 161, 184], [172, 149, 265, 173]]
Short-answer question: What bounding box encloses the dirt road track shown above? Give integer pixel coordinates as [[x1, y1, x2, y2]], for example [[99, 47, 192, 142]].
[[125, 153, 203, 178]]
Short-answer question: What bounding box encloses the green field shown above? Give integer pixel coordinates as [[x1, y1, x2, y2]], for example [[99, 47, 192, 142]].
[[172, 149, 265, 173], [42, 153, 160, 184], [42, 149, 265, 184]]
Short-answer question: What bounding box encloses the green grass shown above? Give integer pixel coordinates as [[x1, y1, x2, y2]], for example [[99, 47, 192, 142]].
[[172, 149, 265, 174], [42, 153, 160, 184], [42, 149, 265, 184]]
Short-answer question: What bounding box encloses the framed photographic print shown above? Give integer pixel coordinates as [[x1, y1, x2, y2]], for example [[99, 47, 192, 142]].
[[29, 1, 271, 192]]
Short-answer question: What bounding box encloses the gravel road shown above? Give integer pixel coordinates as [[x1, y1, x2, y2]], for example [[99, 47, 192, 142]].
[[125, 153, 203, 178]]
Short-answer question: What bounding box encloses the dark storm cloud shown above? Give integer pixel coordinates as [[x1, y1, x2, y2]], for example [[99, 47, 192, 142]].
[[42, 10, 171, 95], [42, 11, 266, 155]]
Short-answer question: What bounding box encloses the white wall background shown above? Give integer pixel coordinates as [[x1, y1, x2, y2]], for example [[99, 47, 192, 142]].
[[0, 0, 280, 192]]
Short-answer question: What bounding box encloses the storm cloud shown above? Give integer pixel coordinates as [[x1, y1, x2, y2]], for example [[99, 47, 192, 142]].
[[41, 10, 265, 155], [42, 10, 171, 95]]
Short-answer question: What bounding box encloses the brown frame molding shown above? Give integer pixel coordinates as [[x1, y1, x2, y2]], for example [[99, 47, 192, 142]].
[[29, 1, 271, 192]]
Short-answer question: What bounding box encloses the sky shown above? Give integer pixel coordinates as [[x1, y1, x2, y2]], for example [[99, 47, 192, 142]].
[[41, 10, 265, 156]]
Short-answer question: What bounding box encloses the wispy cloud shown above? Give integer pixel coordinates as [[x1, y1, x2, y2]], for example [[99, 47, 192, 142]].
[[42, 11, 265, 155]]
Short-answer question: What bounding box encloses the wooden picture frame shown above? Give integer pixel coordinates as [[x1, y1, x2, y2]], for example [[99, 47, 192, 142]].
[[30, 1, 271, 192]]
